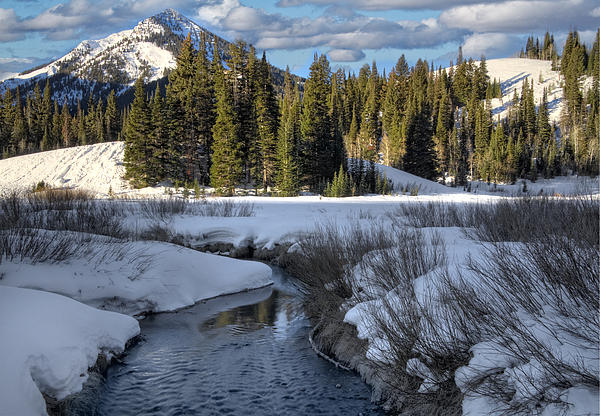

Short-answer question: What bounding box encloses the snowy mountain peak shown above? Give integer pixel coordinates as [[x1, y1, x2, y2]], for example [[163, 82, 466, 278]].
[[0, 9, 229, 104]]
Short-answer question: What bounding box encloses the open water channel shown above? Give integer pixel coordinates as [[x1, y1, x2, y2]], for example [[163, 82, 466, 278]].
[[63, 267, 383, 415]]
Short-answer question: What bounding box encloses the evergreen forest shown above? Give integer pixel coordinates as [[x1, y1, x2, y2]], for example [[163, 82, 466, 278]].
[[0, 29, 598, 195]]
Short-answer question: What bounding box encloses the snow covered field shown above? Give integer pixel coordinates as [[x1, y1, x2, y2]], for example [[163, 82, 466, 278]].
[[0, 143, 597, 415]]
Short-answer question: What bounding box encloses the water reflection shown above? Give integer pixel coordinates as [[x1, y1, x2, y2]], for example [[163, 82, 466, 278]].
[[64, 267, 383, 416]]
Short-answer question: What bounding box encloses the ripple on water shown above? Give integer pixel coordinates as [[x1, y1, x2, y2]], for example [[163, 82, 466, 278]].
[[64, 269, 383, 416]]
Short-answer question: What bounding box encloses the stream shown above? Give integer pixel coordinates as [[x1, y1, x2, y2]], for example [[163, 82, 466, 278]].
[[63, 267, 383, 415]]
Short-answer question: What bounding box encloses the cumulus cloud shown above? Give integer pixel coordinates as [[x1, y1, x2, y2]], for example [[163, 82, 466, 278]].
[[1, 0, 597, 72], [275, 0, 484, 11], [201, 1, 464, 54], [0, 0, 203, 43], [440, 0, 600, 33], [328, 48, 366, 61], [461, 33, 521, 59], [0, 8, 24, 42]]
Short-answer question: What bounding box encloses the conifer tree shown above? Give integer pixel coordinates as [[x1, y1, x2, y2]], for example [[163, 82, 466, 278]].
[[329, 71, 346, 172], [300, 53, 332, 188], [123, 77, 152, 187], [275, 69, 300, 196], [51, 101, 61, 149], [12, 88, 27, 154], [255, 51, 279, 191], [210, 53, 242, 195], [193, 33, 216, 184], [149, 84, 170, 183], [105, 90, 120, 141]]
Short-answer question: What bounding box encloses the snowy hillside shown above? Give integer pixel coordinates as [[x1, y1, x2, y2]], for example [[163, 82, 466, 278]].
[[0, 141, 465, 197], [484, 58, 592, 124], [0, 142, 129, 195]]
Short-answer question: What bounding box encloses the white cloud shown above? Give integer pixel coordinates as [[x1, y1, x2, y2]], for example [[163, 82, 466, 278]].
[[0, 8, 23, 42], [461, 32, 521, 59], [440, 0, 600, 33], [0, 58, 33, 65], [197, 0, 240, 26], [328, 48, 366, 61], [275, 0, 484, 11]]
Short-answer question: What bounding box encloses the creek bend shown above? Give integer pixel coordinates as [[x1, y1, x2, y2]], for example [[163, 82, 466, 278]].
[[63, 267, 383, 415]]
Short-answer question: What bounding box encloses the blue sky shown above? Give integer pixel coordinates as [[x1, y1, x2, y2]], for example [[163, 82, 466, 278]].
[[0, 0, 598, 79]]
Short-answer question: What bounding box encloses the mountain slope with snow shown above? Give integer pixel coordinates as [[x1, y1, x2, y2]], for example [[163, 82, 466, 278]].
[[0, 9, 302, 106], [486, 58, 565, 123], [0, 9, 226, 91]]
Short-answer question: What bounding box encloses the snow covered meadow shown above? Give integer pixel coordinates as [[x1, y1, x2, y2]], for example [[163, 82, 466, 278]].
[[0, 143, 598, 415]]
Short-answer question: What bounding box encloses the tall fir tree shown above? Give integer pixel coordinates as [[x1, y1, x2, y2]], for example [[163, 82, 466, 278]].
[[123, 77, 152, 187], [300, 53, 332, 188], [210, 52, 243, 195], [254, 51, 279, 191], [275, 68, 300, 196]]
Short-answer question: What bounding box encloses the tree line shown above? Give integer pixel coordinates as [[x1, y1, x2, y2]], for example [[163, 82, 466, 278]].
[[0, 29, 598, 195]]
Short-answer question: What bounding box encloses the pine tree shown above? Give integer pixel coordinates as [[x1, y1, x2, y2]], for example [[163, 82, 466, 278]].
[[403, 60, 437, 180], [12, 88, 27, 154], [193, 33, 216, 184], [105, 90, 120, 141], [329, 71, 346, 173], [275, 69, 300, 196], [300, 53, 332, 188], [255, 51, 279, 191], [148, 84, 169, 183], [434, 87, 452, 174], [51, 101, 61, 149], [168, 33, 198, 181], [210, 55, 242, 195], [123, 77, 152, 187], [61, 101, 71, 148], [359, 62, 380, 162]]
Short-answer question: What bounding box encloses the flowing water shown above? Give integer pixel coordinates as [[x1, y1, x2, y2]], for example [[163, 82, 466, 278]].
[[64, 267, 383, 415]]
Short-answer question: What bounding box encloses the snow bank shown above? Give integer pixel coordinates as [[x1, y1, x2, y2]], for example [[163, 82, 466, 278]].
[[343, 225, 599, 415], [375, 162, 463, 195], [0, 286, 140, 416], [0, 239, 273, 314], [0, 142, 128, 195]]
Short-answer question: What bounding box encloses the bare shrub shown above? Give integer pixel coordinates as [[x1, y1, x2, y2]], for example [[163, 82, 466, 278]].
[[444, 233, 599, 414], [465, 196, 599, 244], [395, 201, 467, 228], [285, 221, 455, 413], [138, 197, 255, 220], [27, 187, 95, 211], [0, 190, 132, 265], [139, 197, 188, 219], [195, 199, 255, 217]]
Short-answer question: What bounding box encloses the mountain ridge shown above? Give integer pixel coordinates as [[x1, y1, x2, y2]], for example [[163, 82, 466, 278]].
[[0, 9, 302, 108]]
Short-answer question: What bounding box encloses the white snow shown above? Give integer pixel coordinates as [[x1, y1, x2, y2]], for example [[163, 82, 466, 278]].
[[0, 142, 128, 195], [0, 139, 597, 415], [0, 238, 273, 315], [0, 286, 140, 416], [485, 58, 566, 124]]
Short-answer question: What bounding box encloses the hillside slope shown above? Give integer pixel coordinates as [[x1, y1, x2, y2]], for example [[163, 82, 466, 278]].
[[485, 58, 592, 124], [0, 142, 128, 195], [0, 142, 463, 197]]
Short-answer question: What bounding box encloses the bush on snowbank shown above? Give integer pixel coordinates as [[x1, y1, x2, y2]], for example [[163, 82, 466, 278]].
[[289, 197, 599, 415]]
